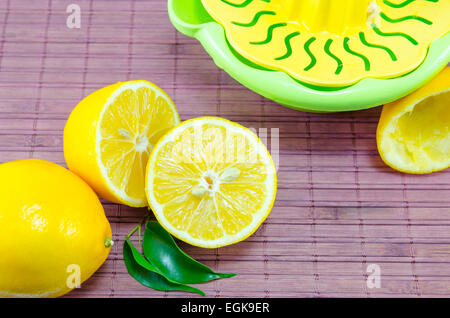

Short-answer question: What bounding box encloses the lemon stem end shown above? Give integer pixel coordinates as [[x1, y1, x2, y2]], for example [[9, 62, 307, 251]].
[[104, 237, 114, 248]]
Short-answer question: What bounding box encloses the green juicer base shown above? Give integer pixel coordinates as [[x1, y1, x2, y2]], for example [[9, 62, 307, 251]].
[[168, 0, 450, 113]]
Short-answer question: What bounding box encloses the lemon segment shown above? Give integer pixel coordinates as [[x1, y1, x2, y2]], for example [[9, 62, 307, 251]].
[[377, 67, 450, 174], [145, 117, 277, 248], [64, 81, 180, 207]]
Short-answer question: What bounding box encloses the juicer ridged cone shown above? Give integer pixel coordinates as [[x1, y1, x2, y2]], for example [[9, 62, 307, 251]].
[[202, 0, 450, 86]]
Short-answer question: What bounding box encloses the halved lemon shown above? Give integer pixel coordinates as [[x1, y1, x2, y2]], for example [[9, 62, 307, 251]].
[[64, 81, 180, 207], [145, 117, 277, 248], [377, 67, 449, 174]]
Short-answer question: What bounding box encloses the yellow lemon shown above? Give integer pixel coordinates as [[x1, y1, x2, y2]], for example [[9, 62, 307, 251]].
[[0, 159, 112, 298], [377, 67, 449, 174], [145, 117, 277, 248], [64, 81, 180, 207]]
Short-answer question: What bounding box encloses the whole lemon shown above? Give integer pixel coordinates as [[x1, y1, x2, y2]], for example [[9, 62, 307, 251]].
[[0, 159, 113, 298]]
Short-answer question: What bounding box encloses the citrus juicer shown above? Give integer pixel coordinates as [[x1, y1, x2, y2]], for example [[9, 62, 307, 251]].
[[168, 0, 450, 112]]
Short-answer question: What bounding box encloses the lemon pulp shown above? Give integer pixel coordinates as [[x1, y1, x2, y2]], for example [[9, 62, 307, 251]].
[[377, 67, 450, 174], [383, 90, 450, 172], [64, 80, 180, 207], [146, 117, 277, 248], [98, 84, 179, 204]]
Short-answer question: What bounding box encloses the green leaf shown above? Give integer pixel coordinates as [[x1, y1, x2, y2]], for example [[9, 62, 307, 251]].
[[123, 238, 205, 296], [142, 221, 237, 284]]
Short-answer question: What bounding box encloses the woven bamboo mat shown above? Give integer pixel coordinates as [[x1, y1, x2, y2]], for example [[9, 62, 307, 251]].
[[1, 0, 449, 298]]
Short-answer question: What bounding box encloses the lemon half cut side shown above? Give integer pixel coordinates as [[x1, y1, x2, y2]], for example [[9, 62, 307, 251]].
[[64, 80, 180, 207], [145, 117, 277, 248]]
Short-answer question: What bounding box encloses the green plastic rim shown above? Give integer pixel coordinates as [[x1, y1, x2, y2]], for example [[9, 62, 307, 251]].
[[168, 0, 450, 113]]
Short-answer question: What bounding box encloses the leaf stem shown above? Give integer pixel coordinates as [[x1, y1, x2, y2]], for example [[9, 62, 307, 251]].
[[126, 224, 142, 242]]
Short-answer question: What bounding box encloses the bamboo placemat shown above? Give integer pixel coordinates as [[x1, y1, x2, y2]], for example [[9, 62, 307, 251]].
[[0, 0, 449, 298]]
